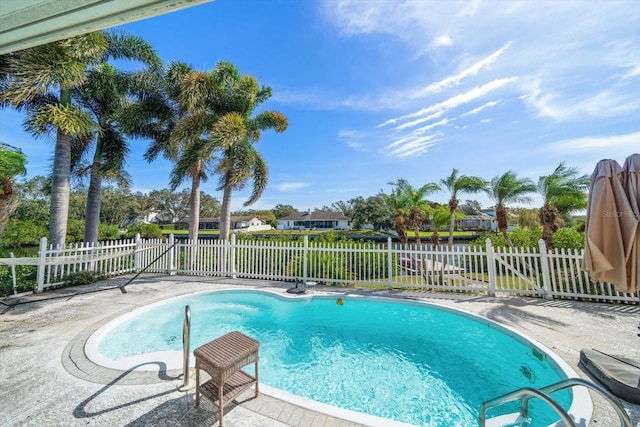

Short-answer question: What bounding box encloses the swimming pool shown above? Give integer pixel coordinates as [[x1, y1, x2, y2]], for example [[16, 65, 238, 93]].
[[86, 289, 591, 426]]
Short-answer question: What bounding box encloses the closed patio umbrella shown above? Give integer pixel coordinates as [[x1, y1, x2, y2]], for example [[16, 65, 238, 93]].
[[622, 153, 640, 294], [583, 159, 639, 292]]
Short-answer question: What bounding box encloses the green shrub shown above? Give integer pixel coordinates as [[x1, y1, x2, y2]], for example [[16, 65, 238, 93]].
[[63, 271, 100, 286], [552, 228, 584, 250], [2, 219, 47, 246], [98, 223, 120, 240], [66, 219, 85, 243], [125, 223, 163, 239], [470, 227, 542, 249]]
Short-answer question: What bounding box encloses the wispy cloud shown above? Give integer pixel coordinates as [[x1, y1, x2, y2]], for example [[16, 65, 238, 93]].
[[386, 133, 443, 158], [379, 77, 517, 128], [414, 41, 514, 97], [543, 131, 640, 154], [461, 100, 501, 116], [276, 182, 310, 191], [523, 79, 640, 121]]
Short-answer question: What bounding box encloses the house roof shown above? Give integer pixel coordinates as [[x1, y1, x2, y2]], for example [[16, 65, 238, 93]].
[[279, 211, 351, 221], [189, 216, 260, 223], [459, 213, 495, 221]]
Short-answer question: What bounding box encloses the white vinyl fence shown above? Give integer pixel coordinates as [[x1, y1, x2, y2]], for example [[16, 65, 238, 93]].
[[1, 234, 637, 304]]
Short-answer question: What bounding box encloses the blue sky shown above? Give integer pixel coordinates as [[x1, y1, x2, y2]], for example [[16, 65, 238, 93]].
[[1, 0, 639, 212]]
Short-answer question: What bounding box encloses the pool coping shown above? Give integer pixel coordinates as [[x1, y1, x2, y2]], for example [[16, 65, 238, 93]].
[[72, 287, 594, 427]]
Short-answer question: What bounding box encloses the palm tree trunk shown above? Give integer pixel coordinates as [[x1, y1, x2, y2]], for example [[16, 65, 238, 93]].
[[447, 198, 457, 249], [539, 203, 558, 250], [495, 205, 514, 249], [414, 225, 421, 245], [84, 143, 103, 244], [49, 126, 71, 247], [219, 177, 233, 242], [188, 163, 202, 241], [188, 165, 202, 270]]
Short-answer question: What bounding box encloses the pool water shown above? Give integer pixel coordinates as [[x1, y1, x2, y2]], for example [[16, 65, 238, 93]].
[[93, 290, 573, 426]]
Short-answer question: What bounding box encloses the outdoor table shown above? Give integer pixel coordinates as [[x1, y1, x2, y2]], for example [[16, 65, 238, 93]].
[[194, 331, 260, 426]]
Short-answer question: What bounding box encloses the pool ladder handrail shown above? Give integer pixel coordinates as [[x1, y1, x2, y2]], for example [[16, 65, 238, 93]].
[[181, 305, 191, 389], [479, 377, 632, 427]]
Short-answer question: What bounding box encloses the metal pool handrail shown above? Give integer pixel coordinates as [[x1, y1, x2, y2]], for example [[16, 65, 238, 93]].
[[181, 305, 191, 390], [526, 377, 632, 427], [480, 377, 632, 427], [479, 386, 573, 426]]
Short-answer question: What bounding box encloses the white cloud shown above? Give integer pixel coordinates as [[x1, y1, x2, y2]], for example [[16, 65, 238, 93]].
[[386, 133, 443, 158], [277, 182, 310, 191], [380, 77, 517, 128], [543, 131, 640, 154], [523, 79, 640, 121], [432, 35, 453, 47], [460, 100, 501, 116], [414, 41, 514, 97]]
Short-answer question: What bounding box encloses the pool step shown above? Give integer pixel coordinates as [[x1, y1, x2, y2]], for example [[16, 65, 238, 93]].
[[484, 412, 529, 427]]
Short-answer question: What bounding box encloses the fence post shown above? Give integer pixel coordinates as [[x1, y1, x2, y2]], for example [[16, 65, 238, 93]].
[[36, 236, 47, 293], [485, 239, 496, 297], [10, 252, 17, 294], [134, 233, 141, 273], [302, 235, 308, 283], [387, 236, 393, 289], [538, 239, 553, 300], [229, 234, 236, 278], [168, 234, 176, 275]]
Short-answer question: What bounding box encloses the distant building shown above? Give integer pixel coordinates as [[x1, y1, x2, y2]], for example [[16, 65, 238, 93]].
[[277, 211, 352, 230], [178, 216, 271, 232], [455, 213, 496, 231]]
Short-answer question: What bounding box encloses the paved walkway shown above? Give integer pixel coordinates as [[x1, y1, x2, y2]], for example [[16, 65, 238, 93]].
[[1, 275, 638, 426]]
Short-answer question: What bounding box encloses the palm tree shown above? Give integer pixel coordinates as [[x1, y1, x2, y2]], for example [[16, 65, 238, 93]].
[[537, 163, 589, 249], [391, 178, 440, 245], [428, 204, 454, 246], [145, 62, 287, 242], [486, 171, 536, 249], [73, 35, 160, 244], [1, 31, 159, 246], [0, 143, 26, 244], [1, 33, 108, 246], [379, 186, 410, 244], [439, 169, 487, 249]]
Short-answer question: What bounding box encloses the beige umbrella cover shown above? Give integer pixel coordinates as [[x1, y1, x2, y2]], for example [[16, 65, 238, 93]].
[[622, 153, 640, 293], [583, 159, 639, 292]]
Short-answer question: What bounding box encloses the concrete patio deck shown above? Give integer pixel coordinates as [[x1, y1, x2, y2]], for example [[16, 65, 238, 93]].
[[1, 274, 638, 426]]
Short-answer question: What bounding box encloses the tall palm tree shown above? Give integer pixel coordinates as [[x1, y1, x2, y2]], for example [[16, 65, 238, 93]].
[[1, 31, 159, 246], [73, 35, 160, 244], [486, 171, 536, 249], [145, 62, 287, 242], [537, 163, 589, 249], [0, 143, 26, 244], [440, 169, 487, 249], [1, 33, 108, 246], [392, 178, 440, 245]]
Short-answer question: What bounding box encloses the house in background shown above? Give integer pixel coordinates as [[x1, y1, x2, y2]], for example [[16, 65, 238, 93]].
[[455, 212, 497, 231], [277, 211, 352, 230], [177, 216, 271, 232]]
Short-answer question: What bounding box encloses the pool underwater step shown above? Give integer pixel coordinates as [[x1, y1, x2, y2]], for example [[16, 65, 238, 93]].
[[484, 412, 529, 427]]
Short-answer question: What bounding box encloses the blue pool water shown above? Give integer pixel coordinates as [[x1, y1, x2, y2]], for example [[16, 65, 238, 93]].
[[91, 290, 574, 426]]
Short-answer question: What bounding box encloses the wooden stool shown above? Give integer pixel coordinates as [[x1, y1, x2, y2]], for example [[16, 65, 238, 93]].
[[194, 331, 259, 426]]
